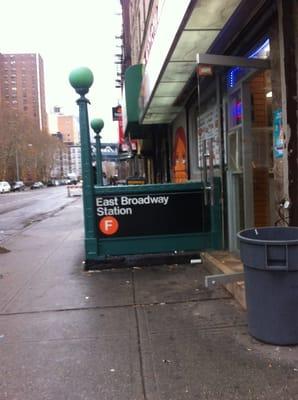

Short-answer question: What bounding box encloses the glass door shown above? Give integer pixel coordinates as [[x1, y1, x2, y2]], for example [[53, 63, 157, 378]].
[[226, 83, 254, 251], [227, 126, 245, 251]]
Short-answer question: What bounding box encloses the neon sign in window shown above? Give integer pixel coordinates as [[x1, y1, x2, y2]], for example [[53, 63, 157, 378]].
[[227, 38, 270, 89], [230, 91, 242, 127]]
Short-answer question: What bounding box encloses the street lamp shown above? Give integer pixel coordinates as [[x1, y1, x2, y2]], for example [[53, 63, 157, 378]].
[[69, 67, 97, 255], [90, 118, 104, 185], [15, 147, 20, 181]]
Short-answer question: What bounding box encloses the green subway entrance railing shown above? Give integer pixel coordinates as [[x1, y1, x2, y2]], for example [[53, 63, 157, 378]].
[[69, 67, 222, 266]]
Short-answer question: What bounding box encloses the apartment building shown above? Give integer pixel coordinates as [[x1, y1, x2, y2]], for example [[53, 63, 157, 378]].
[[0, 53, 47, 131]]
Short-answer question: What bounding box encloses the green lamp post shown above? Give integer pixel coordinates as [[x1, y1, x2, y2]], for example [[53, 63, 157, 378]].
[[69, 67, 97, 257], [91, 118, 104, 186]]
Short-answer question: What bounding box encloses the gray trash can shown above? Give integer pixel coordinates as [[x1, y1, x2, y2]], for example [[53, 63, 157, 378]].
[[237, 226, 298, 345]]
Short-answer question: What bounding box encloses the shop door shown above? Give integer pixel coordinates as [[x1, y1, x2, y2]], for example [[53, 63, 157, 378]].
[[227, 72, 273, 251], [227, 83, 254, 251]]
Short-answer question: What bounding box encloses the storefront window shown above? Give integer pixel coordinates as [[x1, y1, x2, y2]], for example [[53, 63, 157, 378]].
[[229, 90, 242, 127]]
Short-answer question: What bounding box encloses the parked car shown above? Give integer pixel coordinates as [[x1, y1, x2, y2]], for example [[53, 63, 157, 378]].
[[46, 180, 59, 187], [11, 181, 25, 191], [30, 181, 44, 190], [0, 181, 11, 193]]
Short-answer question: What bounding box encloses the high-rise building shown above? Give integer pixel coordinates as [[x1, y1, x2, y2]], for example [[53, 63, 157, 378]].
[[48, 107, 81, 179], [0, 53, 47, 131], [48, 107, 79, 145], [57, 115, 78, 145]]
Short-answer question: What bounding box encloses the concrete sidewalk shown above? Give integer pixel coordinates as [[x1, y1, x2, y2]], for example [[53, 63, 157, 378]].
[[1, 199, 298, 400]]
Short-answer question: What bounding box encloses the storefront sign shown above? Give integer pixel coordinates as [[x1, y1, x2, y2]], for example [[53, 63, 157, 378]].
[[197, 107, 220, 166], [112, 105, 122, 121], [273, 109, 284, 159], [197, 64, 213, 76], [96, 191, 209, 237]]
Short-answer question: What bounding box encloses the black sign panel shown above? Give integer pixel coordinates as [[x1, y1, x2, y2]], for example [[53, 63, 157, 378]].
[[112, 106, 122, 121], [96, 191, 210, 238]]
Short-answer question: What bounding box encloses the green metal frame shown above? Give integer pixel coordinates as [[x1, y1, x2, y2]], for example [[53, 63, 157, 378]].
[[69, 67, 222, 264], [89, 179, 222, 261]]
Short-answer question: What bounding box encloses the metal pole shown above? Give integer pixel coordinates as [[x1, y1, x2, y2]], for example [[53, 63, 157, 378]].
[[15, 147, 20, 181], [91, 118, 104, 186], [77, 96, 97, 246], [69, 67, 97, 259], [95, 133, 103, 185]]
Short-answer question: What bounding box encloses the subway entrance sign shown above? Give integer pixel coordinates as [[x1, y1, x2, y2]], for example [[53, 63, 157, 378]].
[[91, 180, 222, 260], [96, 190, 210, 238]]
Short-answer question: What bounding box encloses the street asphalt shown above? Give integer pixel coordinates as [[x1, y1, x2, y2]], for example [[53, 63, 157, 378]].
[[0, 198, 298, 399]]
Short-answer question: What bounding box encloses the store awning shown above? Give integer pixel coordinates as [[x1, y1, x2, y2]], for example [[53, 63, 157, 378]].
[[122, 64, 168, 139], [139, 0, 242, 125], [122, 64, 143, 137]]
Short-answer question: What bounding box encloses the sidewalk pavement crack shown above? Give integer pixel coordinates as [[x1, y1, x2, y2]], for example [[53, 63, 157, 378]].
[[132, 269, 148, 400], [0, 295, 236, 317]]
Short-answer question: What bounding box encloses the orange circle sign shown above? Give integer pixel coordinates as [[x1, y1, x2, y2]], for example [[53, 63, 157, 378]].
[[99, 216, 119, 235]]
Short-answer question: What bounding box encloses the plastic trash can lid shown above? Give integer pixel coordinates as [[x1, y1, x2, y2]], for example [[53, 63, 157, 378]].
[[237, 226, 298, 244]]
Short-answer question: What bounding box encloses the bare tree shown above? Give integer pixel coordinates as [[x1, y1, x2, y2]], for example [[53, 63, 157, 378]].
[[0, 107, 59, 183]]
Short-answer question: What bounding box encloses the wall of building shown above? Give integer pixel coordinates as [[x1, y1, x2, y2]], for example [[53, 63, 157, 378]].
[[0, 54, 3, 106], [126, 0, 170, 67], [128, 0, 159, 65]]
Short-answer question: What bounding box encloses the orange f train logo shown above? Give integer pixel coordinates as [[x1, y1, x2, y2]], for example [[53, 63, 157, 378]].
[[99, 216, 119, 235]]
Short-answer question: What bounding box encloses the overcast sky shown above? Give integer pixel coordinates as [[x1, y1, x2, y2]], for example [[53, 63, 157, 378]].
[[0, 0, 122, 142]]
